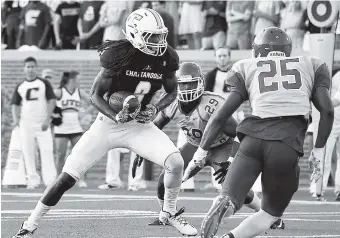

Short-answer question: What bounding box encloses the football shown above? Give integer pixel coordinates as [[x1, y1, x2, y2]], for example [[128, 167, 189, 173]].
[[109, 91, 140, 114]]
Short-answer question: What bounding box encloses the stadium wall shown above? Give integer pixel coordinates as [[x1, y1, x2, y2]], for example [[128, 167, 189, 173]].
[[2, 50, 339, 186]]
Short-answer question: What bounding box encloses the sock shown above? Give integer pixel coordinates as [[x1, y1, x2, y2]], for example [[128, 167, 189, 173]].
[[230, 209, 278, 238], [158, 198, 164, 210], [24, 200, 51, 231], [163, 187, 180, 215], [245, 191, 261, 212]]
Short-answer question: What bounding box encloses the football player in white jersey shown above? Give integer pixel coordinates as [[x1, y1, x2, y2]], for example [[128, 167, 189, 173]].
[[12, 8, 197, 238], [11, 57, 57, 189], [133, 62, 285, 227], [187, 27, 334, 238], [54, 71, 94, 188]]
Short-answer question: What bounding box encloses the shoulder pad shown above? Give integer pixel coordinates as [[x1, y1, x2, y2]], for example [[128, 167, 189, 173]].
[[162, 45, 179, 72]]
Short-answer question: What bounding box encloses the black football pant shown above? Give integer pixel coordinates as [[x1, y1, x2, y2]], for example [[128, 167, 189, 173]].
[[221, 135, 300, 217]]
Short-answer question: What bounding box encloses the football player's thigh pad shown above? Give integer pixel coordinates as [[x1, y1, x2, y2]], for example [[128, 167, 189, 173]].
[[62, 118, 111, 179], [126, 122, 179, 167]]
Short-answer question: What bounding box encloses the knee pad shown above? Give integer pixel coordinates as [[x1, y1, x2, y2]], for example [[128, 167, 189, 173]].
[[164, 152, 184, 175], [41, 172, 76, 206]]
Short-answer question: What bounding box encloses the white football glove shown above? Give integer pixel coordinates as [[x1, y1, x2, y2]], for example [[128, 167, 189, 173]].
[[309, 147, 324, 183], [136, 104, 158, 123], [182, 147, 208, 182]]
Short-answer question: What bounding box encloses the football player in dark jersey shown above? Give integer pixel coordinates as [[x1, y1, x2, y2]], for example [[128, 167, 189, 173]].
[[12, 8, 197, 238], [188, 27, 334, 238]]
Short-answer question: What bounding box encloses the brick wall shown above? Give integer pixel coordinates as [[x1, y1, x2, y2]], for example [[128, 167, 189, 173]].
[[2, 50, 339, 185]]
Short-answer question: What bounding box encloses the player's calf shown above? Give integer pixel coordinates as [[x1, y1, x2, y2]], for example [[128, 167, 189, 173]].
[[13, 173, 76, 236]]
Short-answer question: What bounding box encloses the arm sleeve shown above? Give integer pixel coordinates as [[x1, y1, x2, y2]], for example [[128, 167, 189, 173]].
[[43, 79, 57, 100], [226, 70, 248, 101], [313, 63, 331, 93], [11, 84, 22, 105]]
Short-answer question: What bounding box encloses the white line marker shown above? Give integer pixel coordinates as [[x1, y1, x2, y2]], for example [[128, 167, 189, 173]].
[[2, 192, 340, 205]]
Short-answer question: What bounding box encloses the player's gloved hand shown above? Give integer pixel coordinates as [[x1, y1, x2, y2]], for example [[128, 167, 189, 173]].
[[132, 154, 144, 179], [309, 147, 323, 183], [212, 161, 231, 184], [182, 147, 208, 182], [135, 104, 158, 124], [115, 104, 139, 124]]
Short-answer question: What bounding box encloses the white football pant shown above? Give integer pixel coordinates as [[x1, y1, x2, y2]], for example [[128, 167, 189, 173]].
[[20, 120, 56, 186], [62, 113, 178, 180]]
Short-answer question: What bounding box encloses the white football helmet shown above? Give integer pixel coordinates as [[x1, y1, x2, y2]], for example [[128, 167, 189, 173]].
[[123, 8, 168, 56]]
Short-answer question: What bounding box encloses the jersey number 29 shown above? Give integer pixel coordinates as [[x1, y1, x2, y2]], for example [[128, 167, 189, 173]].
[[257, 58, 302, 94]]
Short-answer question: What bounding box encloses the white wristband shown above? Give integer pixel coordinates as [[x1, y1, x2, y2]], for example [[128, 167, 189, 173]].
[[197, 146, 208, 156], [227, 157, 234, 163]]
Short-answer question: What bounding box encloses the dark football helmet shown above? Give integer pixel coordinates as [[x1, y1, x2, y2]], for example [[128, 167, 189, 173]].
[[176, 62, 204, 102], [252, 27, 292, 57]]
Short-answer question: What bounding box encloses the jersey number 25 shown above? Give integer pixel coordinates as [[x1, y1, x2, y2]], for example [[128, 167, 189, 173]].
[[257, 58, 302, 94]]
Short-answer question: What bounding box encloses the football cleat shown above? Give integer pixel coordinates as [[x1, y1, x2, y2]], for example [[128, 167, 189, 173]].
[[98, 183, 121, 190], [316, 194, 327, 202], [270, 219, 285, 229], [77, 179, 88, 188], [12, 223, 36, 238], [148, 217, 168, 226], [200, 195, 235, 238], [159, 207, 197, 236]]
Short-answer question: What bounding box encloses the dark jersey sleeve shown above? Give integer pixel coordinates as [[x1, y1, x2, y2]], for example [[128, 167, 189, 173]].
[[226, 70, 249, 101], [11, 84, 22, 105], [313, 63, 331, 92], [164, 45, 179, 73], [42, 79, 56, 100]]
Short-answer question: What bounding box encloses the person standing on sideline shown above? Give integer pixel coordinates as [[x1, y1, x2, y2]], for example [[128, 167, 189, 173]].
[[11, 57, 57, 189], [54, 71, 94, 188]]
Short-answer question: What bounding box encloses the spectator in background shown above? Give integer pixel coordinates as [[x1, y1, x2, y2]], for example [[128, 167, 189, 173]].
[[77, 1, 104, 49], [133, 1, 151, 11], [99, 0, 128, 41], [17, 1, 51, 49], [152, 1, 175, 48], [178, 1, 203, 49], [310, 70, 340, 200], [11, 57, 57, 189], [252, 0, 280, 39], [2, 1, 21, 49], [333, 15, 340, 49], [205, 46, 245, 122], [164, 1, 180, 48], [54, 0, 80, 50], [226, 0, 254, 50], [201, 1, 227, 50], [280, 0, 306, 49], [53, 71, 93, 188]]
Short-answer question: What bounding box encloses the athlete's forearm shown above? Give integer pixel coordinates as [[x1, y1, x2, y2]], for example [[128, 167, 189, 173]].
[[153, 113, 170, 130], [89, 94, 117, 122], [154, 91, 177, 112], [315, 110, 334, 148], [12, 105, 21, 124], [46, 99, 56, 121]]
